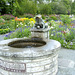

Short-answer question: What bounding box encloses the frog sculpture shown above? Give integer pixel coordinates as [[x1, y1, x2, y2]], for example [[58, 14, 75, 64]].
[[34, 15, 48, 29]]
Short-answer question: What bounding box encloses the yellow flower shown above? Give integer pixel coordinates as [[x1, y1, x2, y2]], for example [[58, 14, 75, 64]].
[[45, 21, 47, 23], [12, 20, 15, 21], [33, 20, 35, 23], [30, 18, 34, 21], [30, 18, 35, 23]]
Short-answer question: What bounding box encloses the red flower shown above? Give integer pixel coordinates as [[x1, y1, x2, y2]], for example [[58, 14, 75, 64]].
[[61, 31, 66, 34]]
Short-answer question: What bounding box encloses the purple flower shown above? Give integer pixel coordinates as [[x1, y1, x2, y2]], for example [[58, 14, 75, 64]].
[[5, 35, 8, 37], [20, 27, 22, 32], [59, 25, 62, 28], [31, 27, 33, 29], [9, 31, 13, 33], [60, 35, 62, 37], [27, 26, 29, 28], [64, 40, 67, 44], [73, 26, 75, 28], [55, 20, 58, 22]]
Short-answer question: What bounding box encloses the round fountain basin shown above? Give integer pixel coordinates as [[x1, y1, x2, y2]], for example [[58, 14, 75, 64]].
[[0, 38, 61, 75], [8, 39, 46, 48]]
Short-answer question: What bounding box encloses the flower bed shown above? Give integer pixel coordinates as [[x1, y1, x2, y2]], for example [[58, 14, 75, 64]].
[[1, 15, 75, 49], [49, 20, 75, 50]]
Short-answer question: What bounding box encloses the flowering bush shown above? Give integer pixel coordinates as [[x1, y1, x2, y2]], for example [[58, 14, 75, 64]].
[[24, 14, 34, 18], [49, 20, 75, 49], [60, 15, 72, 24], [4, 27, 31, 39], [14, 17, 35, 29], [1, 14, 15, 20], [4, 17, 35, 39]]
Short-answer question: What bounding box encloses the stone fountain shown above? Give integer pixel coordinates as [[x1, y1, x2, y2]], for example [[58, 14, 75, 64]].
[[0, 15, 61, 75]]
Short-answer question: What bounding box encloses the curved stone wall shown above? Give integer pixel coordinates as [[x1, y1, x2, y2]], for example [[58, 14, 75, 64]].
[[0, 38, 61, 75]]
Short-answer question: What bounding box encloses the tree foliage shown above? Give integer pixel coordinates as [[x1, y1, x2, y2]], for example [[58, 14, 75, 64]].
[[0, 0, 74, 16], [39, 3, 52, 15], [71, 1, 75, 14]]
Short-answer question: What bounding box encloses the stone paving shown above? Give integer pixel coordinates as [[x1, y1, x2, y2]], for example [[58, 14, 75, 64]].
[[0, 35, 4, 41], [57, 48, 75, 75], [0, 35, 75, 75]]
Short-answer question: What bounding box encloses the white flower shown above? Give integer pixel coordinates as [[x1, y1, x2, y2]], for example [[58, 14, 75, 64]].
[[69, 42, 73, 45], [20, 22, 22, 24], [48, 26, 50, 28], [50, 26, 54, 29], [54, 24, 55, 26], [25, 25, 27, 26], [17, 25, 18, 27], [65, 46, 66, 47], [51, 34, 53, 36], [20, 22, 23, 25], [65, 28, 70, 34]]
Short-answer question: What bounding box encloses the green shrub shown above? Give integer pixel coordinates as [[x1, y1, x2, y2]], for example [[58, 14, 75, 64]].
[[0, 20, 14, 29], [0, 25, 7, 29], [4, 27, 31, 39], [24, 14, 34, 18], [39, 3, 52, 15], [42, 15, 45, 19], [2, 14, 15, 20], [50, 16, 58, 20], [0, 18, 5, 23], [15, 0, 37, 16], [0, 29, 10, 34], [60, 15, 72, 24]]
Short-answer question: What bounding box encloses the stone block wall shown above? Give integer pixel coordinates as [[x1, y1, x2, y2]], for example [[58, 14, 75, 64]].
[[0, 52, 58, 75]]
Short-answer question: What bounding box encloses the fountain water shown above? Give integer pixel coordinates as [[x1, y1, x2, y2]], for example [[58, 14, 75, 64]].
[[0, 15, 61, 75]]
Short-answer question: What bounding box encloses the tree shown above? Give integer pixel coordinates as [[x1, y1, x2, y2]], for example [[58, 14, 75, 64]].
[[14, 0, 37, 15], [61, 0, 72, 14], [57, 2, 67, 14], [0, 0, 15, 15], [39, 3, 52, 15], [51, 2, 67, 14], [71, 1, 75, 14], [0, 0, 7, 14]]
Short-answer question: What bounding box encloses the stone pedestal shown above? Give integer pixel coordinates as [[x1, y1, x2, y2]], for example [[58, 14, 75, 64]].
[[30, 28, 50, 40]]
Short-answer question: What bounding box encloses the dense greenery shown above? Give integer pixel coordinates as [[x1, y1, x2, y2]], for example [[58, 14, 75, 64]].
[[0, 0, 74, 16], [71, 1, 75, 14]]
